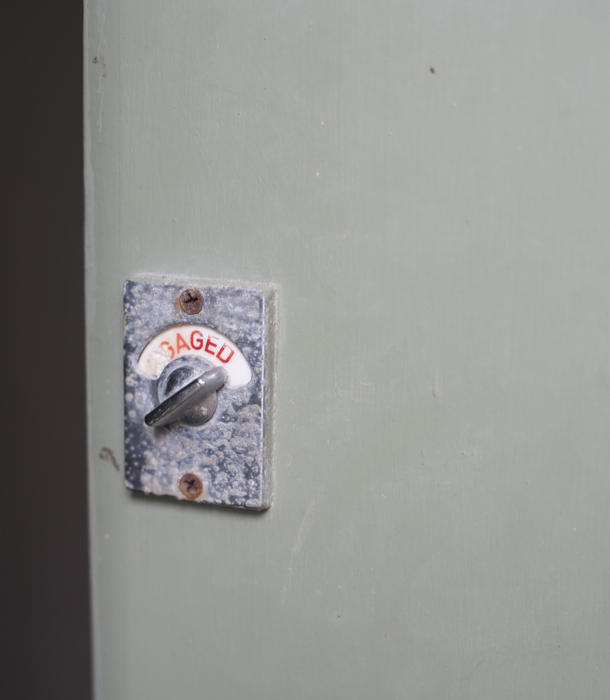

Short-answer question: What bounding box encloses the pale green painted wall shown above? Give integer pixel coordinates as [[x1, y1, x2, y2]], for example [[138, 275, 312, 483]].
[[85, 2, 610, 698]]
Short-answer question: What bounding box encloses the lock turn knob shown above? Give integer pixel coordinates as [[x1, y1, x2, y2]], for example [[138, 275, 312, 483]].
[[144, 366, 227, 428]]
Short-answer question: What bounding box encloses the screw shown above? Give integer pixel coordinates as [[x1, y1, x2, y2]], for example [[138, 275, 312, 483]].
[[178, 288, 203, 315], [178, 472, 204, 500]]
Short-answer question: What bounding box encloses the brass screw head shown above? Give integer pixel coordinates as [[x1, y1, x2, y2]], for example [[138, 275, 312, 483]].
[[178, 288, 203, 315], [178, 472, 204, 500]]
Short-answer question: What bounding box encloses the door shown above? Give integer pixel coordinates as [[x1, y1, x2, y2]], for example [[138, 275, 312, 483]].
[[85, 2, 610, 698]]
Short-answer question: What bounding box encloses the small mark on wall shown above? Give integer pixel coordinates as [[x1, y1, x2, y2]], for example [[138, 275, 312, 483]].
[[99, 447, 120, 471], [92, 55, 107, 78]]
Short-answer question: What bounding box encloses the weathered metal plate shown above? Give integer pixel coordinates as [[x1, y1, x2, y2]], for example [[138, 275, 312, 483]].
[[123, 279, 276, 510]]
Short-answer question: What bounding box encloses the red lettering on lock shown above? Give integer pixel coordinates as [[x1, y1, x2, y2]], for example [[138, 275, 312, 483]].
[[175, 332, 190, 354], [217, 343, 235, 364], [155, 329, 236, 370], [190, 330, 204, 350], [139, 325, 250, 386], [205, 336, 218, 356], [160, 341, 175, 360]]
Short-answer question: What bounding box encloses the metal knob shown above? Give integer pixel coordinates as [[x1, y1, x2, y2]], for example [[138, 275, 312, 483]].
[[144, 366, 227, 428]]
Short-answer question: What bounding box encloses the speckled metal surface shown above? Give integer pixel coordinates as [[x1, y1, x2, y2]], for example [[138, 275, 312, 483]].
[[123, 279, 276, 510]]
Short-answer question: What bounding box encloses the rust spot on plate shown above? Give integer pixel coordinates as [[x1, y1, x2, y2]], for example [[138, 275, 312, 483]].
[[178, 288, 203, 315], [178, 472, 204, 500]]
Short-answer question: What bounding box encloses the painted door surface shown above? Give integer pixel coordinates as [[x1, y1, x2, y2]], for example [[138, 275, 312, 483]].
[[85, 2, 610, 698]]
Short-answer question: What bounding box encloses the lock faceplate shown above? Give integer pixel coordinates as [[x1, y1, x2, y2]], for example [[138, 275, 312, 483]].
[[123, 279, 276, 510]]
